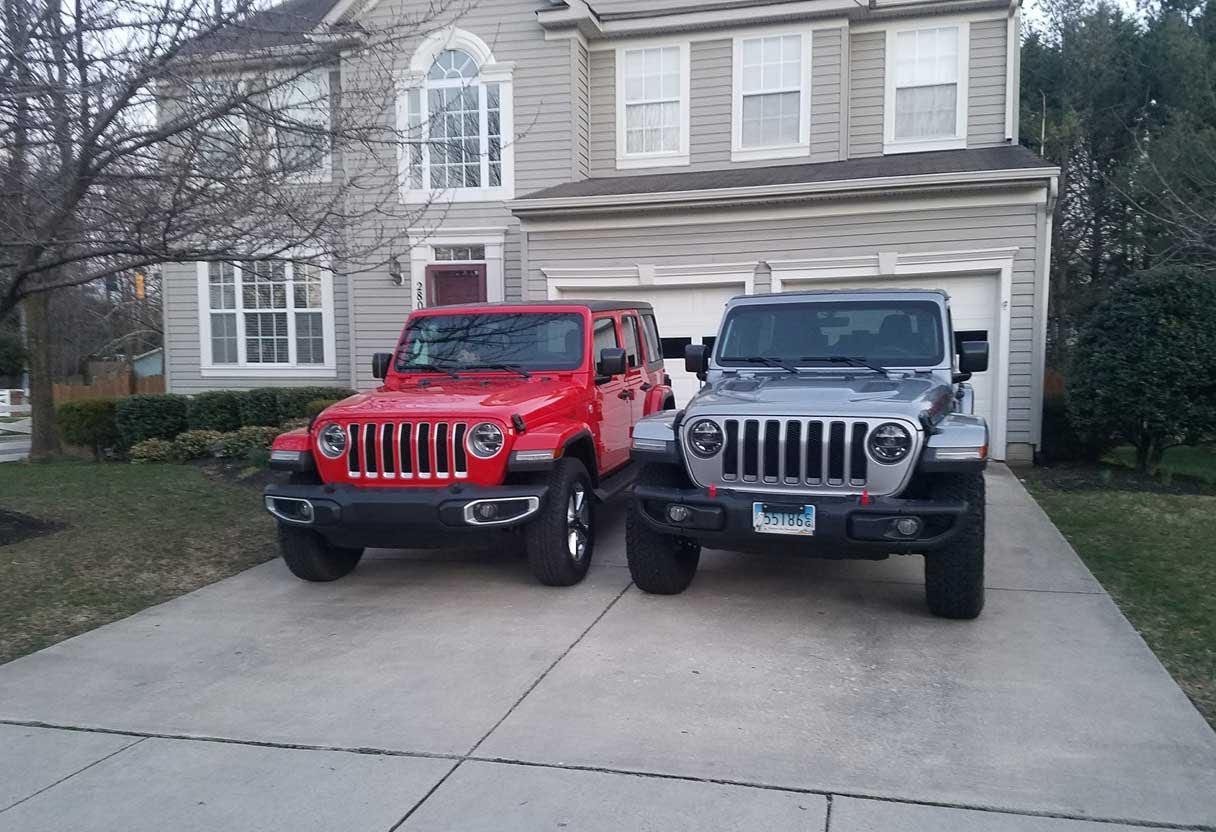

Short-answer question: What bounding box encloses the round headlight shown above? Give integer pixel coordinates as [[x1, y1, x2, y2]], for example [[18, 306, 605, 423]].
[[318, 423, 347, 459], [468, 422, 505, 458], [688, 419, 724, 458], [867, 422, 913, 464]]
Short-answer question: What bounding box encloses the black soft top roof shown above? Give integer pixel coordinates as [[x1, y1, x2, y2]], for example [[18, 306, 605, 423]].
[[418, 300, 654, 313]]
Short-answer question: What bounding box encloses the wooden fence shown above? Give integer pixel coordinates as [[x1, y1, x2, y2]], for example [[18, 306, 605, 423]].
[[52, 372, 165, 402]]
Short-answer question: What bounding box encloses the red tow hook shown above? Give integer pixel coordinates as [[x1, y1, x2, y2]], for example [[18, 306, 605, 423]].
[[860, 489, 871, 506], [708, 484, 718, 499]]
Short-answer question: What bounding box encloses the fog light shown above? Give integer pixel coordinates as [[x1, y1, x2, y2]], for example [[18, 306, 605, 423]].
[[475, 502, 500, 521], [667, 504, 691, 523], [894, 517, 921, 537]]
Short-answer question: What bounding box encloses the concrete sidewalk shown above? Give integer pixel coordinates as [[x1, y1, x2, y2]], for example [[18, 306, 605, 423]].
[[0, 466, 1213, 831]]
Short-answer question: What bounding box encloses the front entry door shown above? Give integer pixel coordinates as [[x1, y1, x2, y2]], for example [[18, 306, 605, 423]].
[[427, 264, 487, 307]]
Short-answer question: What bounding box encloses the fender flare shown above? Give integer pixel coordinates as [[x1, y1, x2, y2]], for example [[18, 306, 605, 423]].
[[643, 384, 676, 415], [508, 421, 598, 479]]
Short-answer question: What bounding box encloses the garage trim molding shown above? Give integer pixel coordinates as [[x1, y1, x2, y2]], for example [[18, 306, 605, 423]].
[[542, 261, 758, 297], [768, 246, 1016, 458]]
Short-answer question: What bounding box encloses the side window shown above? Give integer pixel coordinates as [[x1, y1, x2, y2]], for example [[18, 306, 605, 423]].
[[593, 316, 620, 356], [621, 315, 642, 369], [641, 313, 662, 366]]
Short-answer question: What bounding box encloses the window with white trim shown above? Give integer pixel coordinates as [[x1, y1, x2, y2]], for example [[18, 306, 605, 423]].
[[201, 260, 334, 373], [400, 43, 514, 201], [735, 33, 808, 157], [885, 24, 968, 153], [616, 43, 689, 168]]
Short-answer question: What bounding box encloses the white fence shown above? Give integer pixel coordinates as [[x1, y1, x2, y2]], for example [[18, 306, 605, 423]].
[[0, 389, 31, 418]]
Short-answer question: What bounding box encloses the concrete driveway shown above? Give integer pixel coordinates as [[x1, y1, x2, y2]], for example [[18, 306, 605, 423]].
[[1, 466, 1214, 831]]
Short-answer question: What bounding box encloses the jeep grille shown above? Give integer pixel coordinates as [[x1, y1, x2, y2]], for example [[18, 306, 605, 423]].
[[344, 422, 468, 480], [682, 416, 919, 497]]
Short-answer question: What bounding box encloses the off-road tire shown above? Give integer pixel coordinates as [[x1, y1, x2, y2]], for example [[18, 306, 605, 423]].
[[525, 457, 595, 587], [626, 464, 702, 594], [923, 472, 985, 619], [278, 525, 364, 582]]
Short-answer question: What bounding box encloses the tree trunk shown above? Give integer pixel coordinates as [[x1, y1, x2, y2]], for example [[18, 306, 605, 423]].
[[23, 292, 61, 460]]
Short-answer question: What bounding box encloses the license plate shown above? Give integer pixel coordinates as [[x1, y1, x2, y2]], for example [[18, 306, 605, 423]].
[[752, 502, 815, 536]]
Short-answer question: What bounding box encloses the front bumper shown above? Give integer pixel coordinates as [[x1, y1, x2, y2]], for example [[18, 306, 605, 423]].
[[262, 481, 548, 548], [633, 484, 969, 558]]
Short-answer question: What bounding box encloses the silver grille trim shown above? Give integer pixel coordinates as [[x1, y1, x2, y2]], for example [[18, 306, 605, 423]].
[[344, 421, 469, 480], [682, 415, 920, 497]]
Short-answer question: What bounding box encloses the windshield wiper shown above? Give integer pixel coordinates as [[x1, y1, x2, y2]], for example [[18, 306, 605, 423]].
[[799, 355, 890, 376], [453, 363, 532, 379], [396, 360, 461, 379], [738, 356, 801, 374]]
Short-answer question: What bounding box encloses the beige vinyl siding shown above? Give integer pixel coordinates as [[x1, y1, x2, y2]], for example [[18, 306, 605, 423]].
[[847, 30, 885, 158], [689, 39, 733, 167], [967, 18, 1009, 147], [523, 196, 1047, 446], [810, 27, 843, 162]]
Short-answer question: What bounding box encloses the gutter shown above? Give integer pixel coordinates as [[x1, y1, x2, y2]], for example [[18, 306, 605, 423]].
[[511, 166, 1062, 215]]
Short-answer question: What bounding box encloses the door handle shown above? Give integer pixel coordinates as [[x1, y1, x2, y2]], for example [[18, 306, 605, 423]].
[[617, 390, 634, 400], [640, 382, 654, 391]]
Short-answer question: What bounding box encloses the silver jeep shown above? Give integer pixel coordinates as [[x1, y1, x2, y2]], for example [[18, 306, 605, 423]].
[[626, 289, 991, 619]]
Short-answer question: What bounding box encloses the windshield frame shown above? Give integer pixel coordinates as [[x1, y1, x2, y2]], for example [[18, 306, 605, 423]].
[[393, 310, 588, 375], [714, 299, 948, 370]]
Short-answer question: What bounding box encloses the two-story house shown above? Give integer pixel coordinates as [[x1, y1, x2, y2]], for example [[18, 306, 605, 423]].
[[161, 0, 1058, 463]]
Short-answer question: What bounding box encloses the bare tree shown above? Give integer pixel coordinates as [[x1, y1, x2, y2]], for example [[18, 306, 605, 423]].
[[1, 0, 461, 457]]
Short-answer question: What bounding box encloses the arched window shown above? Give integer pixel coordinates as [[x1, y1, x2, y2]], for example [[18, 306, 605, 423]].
[[400, 30, 514, 202]]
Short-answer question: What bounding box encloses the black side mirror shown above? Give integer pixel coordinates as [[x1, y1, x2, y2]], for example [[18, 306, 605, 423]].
[[958, 341, 989, 374], [372, 352, 392, 380], [684, 344, 709, 380], [597, 347, 626, 379]]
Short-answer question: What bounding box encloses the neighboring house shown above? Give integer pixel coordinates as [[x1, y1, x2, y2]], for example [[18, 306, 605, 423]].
[[161, 0, 1058, 463]]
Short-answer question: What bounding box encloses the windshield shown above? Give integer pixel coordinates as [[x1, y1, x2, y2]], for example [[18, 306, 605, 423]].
[[396, 312, 585, 373], [716, 300, 945, 367]]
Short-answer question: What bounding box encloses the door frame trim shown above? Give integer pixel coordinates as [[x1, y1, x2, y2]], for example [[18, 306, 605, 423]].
[[408, 227, 507, 309], [425, 263, 488, 306]]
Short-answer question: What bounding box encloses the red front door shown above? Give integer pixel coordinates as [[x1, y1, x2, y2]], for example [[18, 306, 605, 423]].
[[427, 264, 487, 307]]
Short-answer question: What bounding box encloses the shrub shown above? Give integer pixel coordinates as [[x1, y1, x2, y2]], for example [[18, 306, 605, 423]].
[[238, 424, 282, 450], [276, 386, 355, 419], [115, 393, 189, 447], [214, 432, 249, 459], [1039, 393, 1106, 464], [187, 391, 241, 432], [174, 429, 225, 460], [281, 417, 310, 431], [237, 388, 281, 427], [129, 438, 179, 464], [56, 398, 120, 459], [304, 398, 341, 420], [1068, 266, 1216, 473]]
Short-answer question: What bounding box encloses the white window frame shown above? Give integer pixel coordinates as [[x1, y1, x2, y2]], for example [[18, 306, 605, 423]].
[[883, 21, 970, 155], [615, 41, 691, 170], [397, 28, 516, 204], [196, 259, 337, 378], [731, 28, 813, 162], [269, 68, 333, 184]]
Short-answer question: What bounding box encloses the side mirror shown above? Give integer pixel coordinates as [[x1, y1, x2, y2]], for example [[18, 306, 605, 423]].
[[958, 340, 989, 374], [372, 352, 392, 380], [684, 344, 709, 380], [597, 347, 626, 378]]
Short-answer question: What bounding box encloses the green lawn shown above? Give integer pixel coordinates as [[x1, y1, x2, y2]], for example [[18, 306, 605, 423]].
[[1107, 444, 1216, 485], [1024, 470, 1216, 727], [0, 461, 276, 665]]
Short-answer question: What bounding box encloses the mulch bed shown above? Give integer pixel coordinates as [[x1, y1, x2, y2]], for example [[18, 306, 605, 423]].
[[0, 509, 65, 547]]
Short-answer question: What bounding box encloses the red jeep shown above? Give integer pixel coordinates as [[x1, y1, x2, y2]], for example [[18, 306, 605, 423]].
[[264, 301, 674, 586]]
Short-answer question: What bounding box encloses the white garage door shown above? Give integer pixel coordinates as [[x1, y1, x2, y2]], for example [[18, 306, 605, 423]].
[[552, 284, 738, 405], [783, 275, 1002, 456]]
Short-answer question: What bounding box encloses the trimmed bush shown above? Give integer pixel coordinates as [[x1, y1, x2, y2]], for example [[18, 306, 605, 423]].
[[1068, 266, 1216, 473], [276, 386, 355, 420], [56, 398, 120, 459], [238, 388, 281, 427], [304, 398, 340, 420], [174, 429, 224, 460], [238, 424, 282, 449], [187, 391, 241, 432], [115, 393, 189, 448], [281, 417, 310, 431], [1039, 394, 1106, 464], [129, 438, 179, 464]]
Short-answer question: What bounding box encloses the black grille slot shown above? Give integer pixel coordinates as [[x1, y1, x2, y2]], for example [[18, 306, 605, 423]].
[[723, 420, 739, 478], [762, 420, 780, 482], [399, 423, 412, 475], [347, 424, 360, 474], [742, 420, 759, 479], [805, 421, 823, 481], [382, 424, 395, 475], [453, 423, 468, 473], [417, 423, 431, 475], [828, 421, 846, 482], [850, 422, 868, 484], [784, 421, 801, 482], [364, 424, 378, 475], [435, 423, 449, 475]]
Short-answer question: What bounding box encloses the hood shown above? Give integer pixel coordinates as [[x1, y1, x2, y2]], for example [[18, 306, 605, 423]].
[[320, 376, 585, 423], [687, 371, 954, 424]]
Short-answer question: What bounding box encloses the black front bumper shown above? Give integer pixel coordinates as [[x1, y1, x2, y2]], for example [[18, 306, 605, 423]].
[[263, 481, 548, 548], [633, 484, 969, 558]]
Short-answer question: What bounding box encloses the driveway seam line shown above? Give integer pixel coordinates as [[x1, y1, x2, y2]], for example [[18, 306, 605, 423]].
[[0, 735, 146, 815], [823, 793, 833, 831], [0, 721, 1208, 831], [385, 759, 464, 832]]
